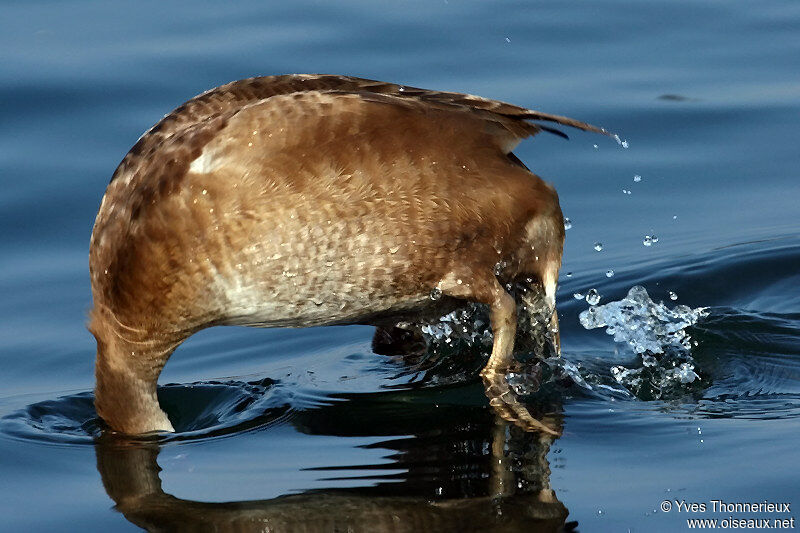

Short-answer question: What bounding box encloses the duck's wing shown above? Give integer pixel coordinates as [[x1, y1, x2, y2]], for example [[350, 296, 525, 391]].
[[118, 74, 609, 176]]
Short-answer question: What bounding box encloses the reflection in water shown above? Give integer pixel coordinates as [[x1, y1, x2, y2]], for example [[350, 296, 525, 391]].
[[96, 396, 572, 532]]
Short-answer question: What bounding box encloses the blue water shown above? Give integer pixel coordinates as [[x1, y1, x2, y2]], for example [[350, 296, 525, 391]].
[[1, 1, 799, 531]]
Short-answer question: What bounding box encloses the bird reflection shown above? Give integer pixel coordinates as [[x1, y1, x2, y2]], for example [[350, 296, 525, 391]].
[[95, 386, 574, 532]]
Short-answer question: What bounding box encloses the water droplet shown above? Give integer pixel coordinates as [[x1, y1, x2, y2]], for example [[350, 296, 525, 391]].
[[652, 235, 659, 243], [564, 217, 572, 230], [672, 215, 678, 220], [669, 291, 678, 301], [606, 269, 615, 278], [565, 271, 573, 278], [643, 235, 653, 246], [429, 287, 442, 301], [594, 242, 603, 252], [622, 189, 632, 195], [388, 245, 400, 254], [633, 174, 642, 182], [573, 292, 584, 300], [493, 261, 507, 276], [504, 37, 511, 43], [593, 144, 599, 149], [586, 289, 601, 305], [613, 134, 629, 149]]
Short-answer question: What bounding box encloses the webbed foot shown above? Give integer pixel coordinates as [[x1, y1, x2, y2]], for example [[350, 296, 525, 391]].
[[480, 367, 560, 436]]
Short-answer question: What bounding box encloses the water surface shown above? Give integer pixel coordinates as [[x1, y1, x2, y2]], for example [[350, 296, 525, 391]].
[[1, 1, 799, 531]]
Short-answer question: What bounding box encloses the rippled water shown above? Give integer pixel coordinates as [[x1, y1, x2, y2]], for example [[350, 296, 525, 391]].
[[1, 1, 799, 531]]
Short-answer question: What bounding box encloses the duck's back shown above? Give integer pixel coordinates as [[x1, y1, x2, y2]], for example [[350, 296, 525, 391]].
[[89, 75, 588, 335]]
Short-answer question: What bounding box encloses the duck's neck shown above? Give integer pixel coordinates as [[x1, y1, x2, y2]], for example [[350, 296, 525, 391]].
[[91, 312, 179, 434]]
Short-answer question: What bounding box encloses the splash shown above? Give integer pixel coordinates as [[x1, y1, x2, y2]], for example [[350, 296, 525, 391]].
[[577, 285, 709, 400], [419, 304, 493, 353], [413, 285, 559, 384], [579, 285, 707, 354]]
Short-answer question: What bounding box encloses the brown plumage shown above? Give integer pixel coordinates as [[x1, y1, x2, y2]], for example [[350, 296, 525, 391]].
[[89, 74, 607, 434]]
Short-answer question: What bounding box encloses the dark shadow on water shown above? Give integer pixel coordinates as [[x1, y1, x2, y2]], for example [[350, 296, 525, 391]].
[[0, 366, 577, 529], [95, 399, 573, 532]]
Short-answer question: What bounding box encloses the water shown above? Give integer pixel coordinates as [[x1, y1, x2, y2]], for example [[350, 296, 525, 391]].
[[1, 1, 799, 531]]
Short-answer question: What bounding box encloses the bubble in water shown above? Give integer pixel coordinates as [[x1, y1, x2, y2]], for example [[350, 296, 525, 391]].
[[564, 217, 572, 230], [585, 289, 602, 305], [606, 269, 615, 278], [667, 362, 699, 384], [643, 235, 653, 246], [429, 287, 442, 301], [633, 174, 642, 182], [594, 242, 603, 252], [573, 292, 584, 300], [610, 365, 631, 383], [669, 291, 678, 301]]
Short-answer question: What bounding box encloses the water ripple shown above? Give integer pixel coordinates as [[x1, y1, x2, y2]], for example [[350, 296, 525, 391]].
[[0, 377, 303, 445]]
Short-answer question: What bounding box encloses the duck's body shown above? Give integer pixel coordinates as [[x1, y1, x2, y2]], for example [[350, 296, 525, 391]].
[[89, 74, 605, 435]]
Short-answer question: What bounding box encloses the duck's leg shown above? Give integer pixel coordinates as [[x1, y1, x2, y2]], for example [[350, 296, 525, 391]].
[[440, 274, 559, 435], [516, 278, 561, 358], [481, 284, 517, 375], [479, 283, 560, 435], [549, 310, 561, 357], [543, 267, 562, 357]]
